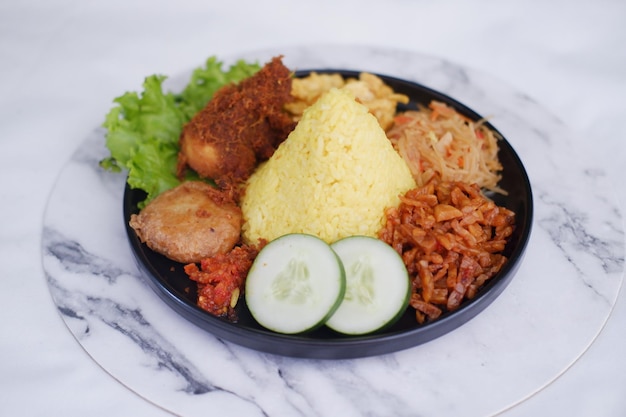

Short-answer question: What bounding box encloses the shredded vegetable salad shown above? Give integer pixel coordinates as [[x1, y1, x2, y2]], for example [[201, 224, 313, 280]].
[[387, 101, 504, 194]]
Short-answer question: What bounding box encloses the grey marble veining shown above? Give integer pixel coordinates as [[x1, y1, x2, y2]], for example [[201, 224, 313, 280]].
[[41, 46, 624, 417]]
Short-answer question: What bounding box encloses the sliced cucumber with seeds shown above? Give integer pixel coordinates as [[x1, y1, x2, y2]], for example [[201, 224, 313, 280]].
[[245, 233, 346, 334], [327, 236, 410, 335]]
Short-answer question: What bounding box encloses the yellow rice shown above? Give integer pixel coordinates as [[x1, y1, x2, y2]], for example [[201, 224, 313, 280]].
[[241, 87, 416, 244]]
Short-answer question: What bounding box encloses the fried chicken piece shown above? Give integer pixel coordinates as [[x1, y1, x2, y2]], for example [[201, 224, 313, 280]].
[[178, 56, 296, 189], [129, 181, 242, 264]]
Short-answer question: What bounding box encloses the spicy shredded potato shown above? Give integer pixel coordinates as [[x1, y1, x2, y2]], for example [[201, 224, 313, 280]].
[[387, 101, 504, 194], [378, 178, 515, 323]]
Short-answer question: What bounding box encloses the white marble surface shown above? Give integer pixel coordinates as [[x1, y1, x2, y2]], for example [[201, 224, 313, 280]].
[[1, 1, 625, 416]]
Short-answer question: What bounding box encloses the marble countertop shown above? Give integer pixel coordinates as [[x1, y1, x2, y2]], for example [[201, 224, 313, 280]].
[[1, 1, 625, 416]]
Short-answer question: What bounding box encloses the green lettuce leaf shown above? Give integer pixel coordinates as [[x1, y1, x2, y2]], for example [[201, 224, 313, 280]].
[[100, 56, 261, 207], [126, 137, 180, 202], [176, 56, 261, 119], [101, 75, 183, 170]]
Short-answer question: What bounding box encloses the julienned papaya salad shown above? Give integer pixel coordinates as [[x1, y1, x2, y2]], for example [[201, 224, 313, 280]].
[[102, 55, 516, 336]]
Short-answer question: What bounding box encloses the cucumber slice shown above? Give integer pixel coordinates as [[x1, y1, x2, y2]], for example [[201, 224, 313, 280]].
[[327, 236, 410, 335], [245, 233, 346, 334]]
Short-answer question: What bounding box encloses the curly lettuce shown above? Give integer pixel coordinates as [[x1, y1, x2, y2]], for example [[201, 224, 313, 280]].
[[100, 56, 261, 206]]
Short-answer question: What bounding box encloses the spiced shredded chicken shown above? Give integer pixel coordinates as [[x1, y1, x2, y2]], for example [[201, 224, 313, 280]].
[[378, 178, 515, 323]]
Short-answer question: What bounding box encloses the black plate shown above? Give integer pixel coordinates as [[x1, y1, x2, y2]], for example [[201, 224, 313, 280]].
[[124, 70, 533, 359]]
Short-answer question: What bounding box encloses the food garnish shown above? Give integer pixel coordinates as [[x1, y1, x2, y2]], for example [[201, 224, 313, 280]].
[[245, 233, 346, 334], [100, 56, 261, 207], [245, 234, 412, 336], [326, 236, 411, 335]]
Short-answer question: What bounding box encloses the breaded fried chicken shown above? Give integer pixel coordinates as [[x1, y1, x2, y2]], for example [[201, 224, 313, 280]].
[[178, 56, 296, 190], [129, 181, 242, 264]]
